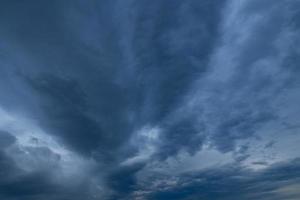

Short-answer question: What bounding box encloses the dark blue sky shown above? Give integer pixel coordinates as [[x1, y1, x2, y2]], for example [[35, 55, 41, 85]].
[[0, 0, 300, 199]]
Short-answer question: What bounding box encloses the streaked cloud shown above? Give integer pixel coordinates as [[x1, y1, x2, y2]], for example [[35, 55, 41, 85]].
[[0, 0, 299, 199]]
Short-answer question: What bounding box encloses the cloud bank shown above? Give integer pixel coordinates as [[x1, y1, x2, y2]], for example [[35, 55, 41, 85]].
[[0, 0, 300, 199]]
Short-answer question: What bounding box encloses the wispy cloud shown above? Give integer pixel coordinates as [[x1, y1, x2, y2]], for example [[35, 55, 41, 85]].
[[0, 0, 299, 199]]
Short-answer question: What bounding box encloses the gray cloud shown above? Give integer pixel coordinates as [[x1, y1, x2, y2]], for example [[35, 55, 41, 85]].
[[0, 0, 300, 199]]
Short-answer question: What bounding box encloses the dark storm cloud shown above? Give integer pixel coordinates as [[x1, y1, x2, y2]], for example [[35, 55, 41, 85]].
[[0, 0, 300, 199], [105, 163, 145, 200], [0, 0, 226, 198], [1, 0, 226, 159], [0, 146, 101, 200], [0, 136, 56, 200], [25, 74, 104, 157], [0, 130, 99, 200]]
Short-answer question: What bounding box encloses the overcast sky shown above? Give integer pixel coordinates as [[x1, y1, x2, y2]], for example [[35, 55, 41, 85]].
[[0, 0, 300, 200]]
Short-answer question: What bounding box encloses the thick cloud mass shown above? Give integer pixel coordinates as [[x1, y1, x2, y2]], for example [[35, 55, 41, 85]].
[[0, 0, 300, 199]]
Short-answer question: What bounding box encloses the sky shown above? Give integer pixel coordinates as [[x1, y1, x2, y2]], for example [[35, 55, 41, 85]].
[[0, 0, 300, 200]]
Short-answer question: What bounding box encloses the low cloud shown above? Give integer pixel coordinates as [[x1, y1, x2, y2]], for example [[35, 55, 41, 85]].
[[0, 0, 299, 199]]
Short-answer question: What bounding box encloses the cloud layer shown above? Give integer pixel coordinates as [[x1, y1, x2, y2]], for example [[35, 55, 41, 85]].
[[0, 0, 300, 199]]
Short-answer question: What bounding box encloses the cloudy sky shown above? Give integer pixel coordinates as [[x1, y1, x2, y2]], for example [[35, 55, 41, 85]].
[[0, 0, 300, 199]]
